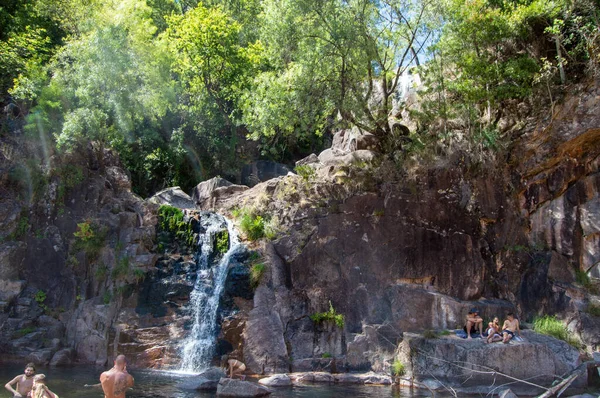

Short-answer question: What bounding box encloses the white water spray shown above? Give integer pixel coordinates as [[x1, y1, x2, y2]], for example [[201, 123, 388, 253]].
[[179, 215, 241, 372]]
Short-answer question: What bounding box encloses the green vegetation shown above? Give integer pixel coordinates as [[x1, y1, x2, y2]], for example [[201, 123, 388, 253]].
[[55, 163, 84, 203], [587, 303, 600, 317], [373, 209, 385, 217], [95, 263, 108, 279], [13, 327, 37, 338], [533, 315, 579, 347], [575, 269, 592, 288], [103, 291, 112, 305], [34, 290, 48, 312], [111, 256, 130, 280], [321, 352, 332, 358], [392, 360, 405, 377], [73, 220, 106, 261], [310, 301, 345, 329], [422, 329, 438, 339], [2, 0, 599, 195], [133, 268, 146, 283], [239, 209, 265, 241], [215, 230, 230, 255], [158, 205, 196, 249], [295, 165, 316, 182], [250, 263, 266, 289], [10, 212, 30, 241]]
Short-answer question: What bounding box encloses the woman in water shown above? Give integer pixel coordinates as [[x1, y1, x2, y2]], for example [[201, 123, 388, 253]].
[[31, 374, 59, 398]]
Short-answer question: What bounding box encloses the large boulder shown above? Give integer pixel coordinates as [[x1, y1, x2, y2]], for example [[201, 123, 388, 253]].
[[192, 177, 233, 204], [331, 128, 379, 154], [216, 378, 271, 397], [317, 149, 377, 167], [50, 348, 75, 366], [258, 374, 292, 387], [192, 177, 249, 210], [148, 186, 196, 209], [178, 367, 226, 391], [397, 330, 585, 395]]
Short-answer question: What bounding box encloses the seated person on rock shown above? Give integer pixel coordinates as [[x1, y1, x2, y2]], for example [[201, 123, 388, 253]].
[[464, 308, 484, 339], [5, 362, 36, 398], [31, 374, 58, 398], [502, 312, 521, 344], [485, 317, 502, 343], [221, 355, 246, 380]]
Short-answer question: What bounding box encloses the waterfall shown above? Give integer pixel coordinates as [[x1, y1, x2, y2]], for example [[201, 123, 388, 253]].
[[179, 214, 241, 372]]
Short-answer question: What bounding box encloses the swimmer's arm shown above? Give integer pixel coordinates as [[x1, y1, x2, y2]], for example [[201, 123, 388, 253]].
[[5, 376, 21, 396], [127, 374, 134, 388]]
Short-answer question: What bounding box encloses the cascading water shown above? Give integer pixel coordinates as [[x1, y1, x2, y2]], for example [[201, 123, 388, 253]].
[[179, 213, 242, 372]]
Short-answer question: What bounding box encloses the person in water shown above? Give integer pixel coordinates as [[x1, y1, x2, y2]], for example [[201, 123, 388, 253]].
[[5, 362, 36, 397], [31, 374, 58, 398], [464, 308, 484, 339], [221, 355, 246, 380], [502, 312, 521, 344], [100, 355, 135, 398]]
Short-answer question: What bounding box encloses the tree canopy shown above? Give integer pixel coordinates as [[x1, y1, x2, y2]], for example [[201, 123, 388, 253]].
[[2, 0, 598, 194]]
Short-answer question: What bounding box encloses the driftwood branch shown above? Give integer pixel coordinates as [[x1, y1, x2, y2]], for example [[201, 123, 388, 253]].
[[535, 360, 599, 398], [415, 348, 600, 398]]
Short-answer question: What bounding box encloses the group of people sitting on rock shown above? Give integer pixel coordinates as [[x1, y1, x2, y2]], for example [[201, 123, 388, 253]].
[[5, 355, 135, 398], [4, 363, 58, 398], [464, 308, 521, 343]]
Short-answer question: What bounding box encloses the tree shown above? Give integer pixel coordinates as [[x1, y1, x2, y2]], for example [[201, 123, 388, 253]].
[[243, 0, 433, 154], [165, 3, 262, 174]]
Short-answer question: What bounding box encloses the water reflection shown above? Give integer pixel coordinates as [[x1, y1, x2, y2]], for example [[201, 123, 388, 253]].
[[0, 365, 435, 398]]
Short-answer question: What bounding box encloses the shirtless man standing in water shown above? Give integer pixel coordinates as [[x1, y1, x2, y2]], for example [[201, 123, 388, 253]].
[[100, 355, 134, 398], [5, 363, 36, 397]]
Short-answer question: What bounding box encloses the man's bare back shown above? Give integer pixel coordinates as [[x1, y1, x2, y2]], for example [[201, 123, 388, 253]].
[[100, 355, 134, 398]]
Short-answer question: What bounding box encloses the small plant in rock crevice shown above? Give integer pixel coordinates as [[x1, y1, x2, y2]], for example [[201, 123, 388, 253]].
[[34, 290, 48, 312], [392, 360, 405, 376], [103, 291, 112, 305], [250, 263, 265, 289], [215, 229, 229, 255], [240, 211, 265, 240], [111, 256, 130, 280], [310, 301, 345, 328], [73, 220, 106, 261], [14, 327, 36, 338], [157, 205, 196, 251], [295, 164, 316, 182], [586, 303, 600, 317]]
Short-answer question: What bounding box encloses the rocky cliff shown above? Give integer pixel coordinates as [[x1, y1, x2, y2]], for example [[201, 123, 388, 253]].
[[0, 79, 598, 385]]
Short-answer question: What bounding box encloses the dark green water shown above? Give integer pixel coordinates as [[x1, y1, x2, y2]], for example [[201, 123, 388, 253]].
[[0, 365, 433, 398]]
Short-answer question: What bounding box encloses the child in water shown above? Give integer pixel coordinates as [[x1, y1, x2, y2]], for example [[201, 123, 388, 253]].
[[31, 374, 59, 398]]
